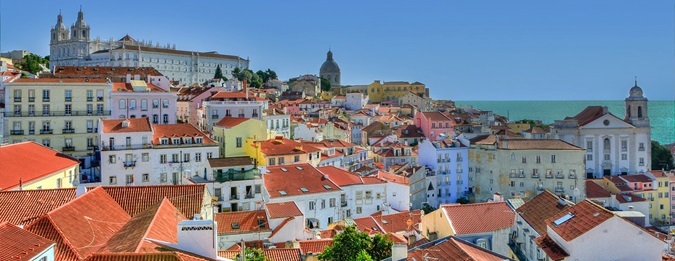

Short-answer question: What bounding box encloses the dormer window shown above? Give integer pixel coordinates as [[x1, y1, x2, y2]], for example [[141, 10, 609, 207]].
[[172, 138, 180, 144], [195, 137, 203, 144], [160, 138, 169, 145], [183, 137, 192, 144]]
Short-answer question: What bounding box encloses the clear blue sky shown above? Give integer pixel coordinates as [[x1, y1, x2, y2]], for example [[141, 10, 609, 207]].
[[1, 1, 673, 100]]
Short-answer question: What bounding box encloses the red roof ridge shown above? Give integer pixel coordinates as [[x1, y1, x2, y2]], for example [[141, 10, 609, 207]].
[[135, 197, 172, 252]]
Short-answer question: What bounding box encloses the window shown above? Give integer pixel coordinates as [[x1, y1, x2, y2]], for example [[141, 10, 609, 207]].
[[346, 209, 352, 217], [279, 157, 285, 165], [321, 199, 326, 209], [294, 155, 300, 162], [97, 90, 104, 101], [160, 154, 167, 164], [183, 153, 190, 162], [536, 156, 541, 163], [622, 154, 627, 160], [163, 99, 169, 108], [255, 185, 261, 193], [603, 138, 611, 151], [172, 154, 179, 163], [97, 104, 104, 115], [152, 114, 159, 124], [141, 99, 148, 111], [587, 154, 593, 161], [109, 176, 117, 185], [196, 153, 202, 162], [639, 157, 645, 166], [163, 114, 169, 124], [43, 89, 50, 102], [142, 173, 149, 182], [126, 175, 133, 184], [309, 201, 316, 210], [236, 137, 242, 148], [160, 173, 167, 183], [42, 104, 50, 116], [269, 158, 276, 166], [129, 99, 136, 110], [87, 104, 93, 114], [621, 140, 627, 152], [153, 100, 159, 108], [109, 155, 116, 164], [207, 152, 213, 159], [119, 99, 126, 109], [87, 90, 93, 101], [639, 142, 645, 151], [522, 156, 527, 163], [551, 155, 556, 163], [330, 198, 336, 207], [356, 207, 362, 214]]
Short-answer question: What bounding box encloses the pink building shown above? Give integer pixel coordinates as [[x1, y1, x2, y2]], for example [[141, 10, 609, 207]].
[[414, 112, 455, 141], [174, 86, 225, 125], [620, 174, 655, 191]]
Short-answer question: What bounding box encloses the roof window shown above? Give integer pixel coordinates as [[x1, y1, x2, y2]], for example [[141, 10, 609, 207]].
[[300, 188, 309, 193], [279, 190, 287, 196], [553, 213, 575, 226]]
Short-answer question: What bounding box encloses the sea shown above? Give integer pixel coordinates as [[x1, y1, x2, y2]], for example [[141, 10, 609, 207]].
[[454, 100, 675, 145]]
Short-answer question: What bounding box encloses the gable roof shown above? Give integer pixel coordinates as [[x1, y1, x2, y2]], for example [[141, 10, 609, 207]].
[[99, 185, 207, 218], [545, 200, 613, 242], [265, 202, 303, 219], [534, 234, 569, 261], [406, 236, 510, 261], [214, 117, 252, 128], [585, 180, 611, 198], [298, 239, 333, 254], [0, 188, 75, 226], [0, 221, 55, 261], [85, 252, 207, 261], [516, 190, 573, 235], [567, 106, 606, 126], [26, 187, 131, 261], [101, 117, 152, 133], [151, 124, 216, 145], [372, 210, 422, 234], [0, 141, 80, 190], [257, 137, 320, 156], [99, 198, 186, 253], [499, 139, 584, 150], [318, 166, 386, 186], [441, 202, 515, 234], [218, 248, 301, 261], [214, 210, 270, 234], [264, 164, 339, 198]]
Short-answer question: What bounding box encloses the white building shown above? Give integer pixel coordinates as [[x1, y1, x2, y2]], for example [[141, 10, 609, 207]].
[[263, 107, 291, 138], [399, 91, 432, 112], [345, 92, 368, 111], [200, 90, 268, 133], [111, 77, 177, 124], [263, 163, 342, 230], [552, 82, 651, 177], [49, 9, 249, 85], [418, 137, 470, 206], [98, 117, 218, 186], [293, 123, 324, 142]]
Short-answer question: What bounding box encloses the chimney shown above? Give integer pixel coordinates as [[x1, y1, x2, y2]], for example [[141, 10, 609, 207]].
[[176, 220, 218, 259], [391, 243, 407, 261], [493, 192, 504, 202], [75, 185, 87, 197], [602, 106, 608, 114], [243, 78, 249, 99]]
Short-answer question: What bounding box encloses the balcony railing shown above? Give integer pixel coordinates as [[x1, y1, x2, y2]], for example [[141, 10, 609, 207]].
[[28, 97, 35, 102], [211, 115, 219, 119], [87, 97, 93, 102], [87, 128, 96, 133], [213, 168, 261, 182], [62, 146, 75, 152], [65, 97, 72, 102], [569, 174, 577, 179], [341, 201, 348, 207], [238, 114, 245, 117], [40, 129, 53, 134], [123, 161, 136, 168], [245, 194, 254, 199], [43, 98, 50, 102], [556, 174, 564, 179], [4, 110, 111, 117], [532, 173, 540, 178], [10, 130, 24, 135], [555, 187, 565, 193], [87, 145, 98, 150], [230, 194, 239, 200], [62, 128, 75, 134], [97, 97, 104, 101], [28, 130, 35, 135], [14, 97, 21, 102], [101, 144, 152, 151], [546, 174, 553, 179]]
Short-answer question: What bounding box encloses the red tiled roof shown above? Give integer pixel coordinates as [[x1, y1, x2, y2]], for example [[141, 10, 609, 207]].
[[102, 117, 152, 133], [214, 117, 251, 128], [151, 124, 216, 145], [13, 78, 108, 83], [352, 216, 385, 234], [261, 248, 302, 261], [0, 188, 75, 226], [567, 106, 605, 126], [620, 174, 654, 183], [500, 139, 584, 150], [26, 187, 131, 261], [0, 221, 55, 260], [546, 200, 613, 242], [99, 198, 185, 253], [214, 210, 270, 234], [318, 166, 386, 186], [112, 82, 167, 93], [85, 252, 207, 261], [264, 164, 339, 198], [256, 137, 320, 156], [407, 237, 507, 261], [441, 202, 515, 234], [517, 190, 573, 235], [616, 193, 647, 203], [585, 180, 611, 198], [265, 202, 303, 219], [419, 111, 452, 122], [99, 185, 207, 218], [534, 235, 569, 261], [211, 91, 251, 99], [372, 210, 422, 234], [0, 142, 80, 190], [298, 239, 333, 254]]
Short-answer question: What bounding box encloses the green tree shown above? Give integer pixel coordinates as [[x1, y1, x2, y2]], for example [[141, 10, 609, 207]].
[[18, 54, 49, 75], [421, 203, 436, 214], [321, 77, 332, 91], [456, 197, 470, 204], [356, 250, 373, 261], [232, 67, 242, 80], [236, 248, 272, 261], [514, 119, 548, 129], [652, 141, 674, 170], [214, 64, 227, 81], [319, 226, 387, 261], [368, 234, 393, 261], [265, 68, 277, 81]]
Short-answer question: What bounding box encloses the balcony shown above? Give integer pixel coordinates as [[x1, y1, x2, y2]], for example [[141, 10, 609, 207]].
[[97, 97, 104, 102], [341, 201, 348, 207], [213, 168, 261, 182], [555, 187, 565, 193], [87, 97, 93, 102], [62, 146, 75, 152], [245, 193, 254, 199], [102, 144, 152, 151], [123, 161, 136, 168], [87, 145, 98, 150], [65, 97, 72, 102], [569, 174, 577, 179], [211, 115, 219, 119], [14, 97, 21, 102], [532, 174, 540, 178], [546, 174, 553, 179], [10, 130, 24, 135], [238, 114, 245, 118], [87, 128, 95, 133], [4, 110, 111, 117], [43, 98, 50, 102], [28, 97, 35, 102], [62, 128, 75, 134], [556, 174, 564, 179], [509, 173, 517, 178], [40, 129, 53, 135], [28, 130, 35, 135], [230, 194, 239, 200], [252, 113, 259, 117]]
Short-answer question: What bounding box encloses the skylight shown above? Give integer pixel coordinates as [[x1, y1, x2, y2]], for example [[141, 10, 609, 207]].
[[382, 219, 388, 224], [296, 166, 303, 170], [280, 168, 287, 172], [553, 213, 575, 226], [231, 222, 240, 229], [323, 185, 332, 190], [300, 187, 309, 193], [279, 190, 287, 196]]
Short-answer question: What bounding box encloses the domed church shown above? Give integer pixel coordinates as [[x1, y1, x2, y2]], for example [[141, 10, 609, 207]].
[[320, 49, 341, 87]]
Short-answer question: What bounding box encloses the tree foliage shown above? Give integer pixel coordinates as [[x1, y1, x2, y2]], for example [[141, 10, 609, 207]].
[[214, 64, 227, 81], [236, 248, 272, 261], [421, 203, 436, 214], [514, 119, 548, 129], [320, 77, 332, 92], [652, 141, 674, 170], [232, 68, 277, 88], [18, 54, 49, 74], [318, 226, 393, 261]]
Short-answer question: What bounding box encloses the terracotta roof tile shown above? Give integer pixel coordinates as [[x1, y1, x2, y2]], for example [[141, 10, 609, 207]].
[[214, 210, 270, 234], [567, 106, 605, 126], [256, 137, 320, 156], [99, 198, 186, 253], [265, 164, 340, 198], [151, 124, 216, 145], [318, 166, 386, 186], [99, 185, 207, 218], [261, 248, 302, 261], [298, 239, 333, 254], [352, 216, 385, 234], [441, 202, 515, 234], [620, 174, 654, 183], [616, 193, 647, 203], [0, 142, 80, 191], [85, 252, 207, 261], [419, 111, 453, 122], [516, 190, 573, 234], [585, 180, 611, 198], [26, 187, 131, 261], [214, 117, 252, 128], [500, 139, 584, 150], [102, 117, 152, 133], [208, 157, 254, 168], [0, 188, 75, 226], [546, 200, 613, 242], [534, 234, 569, 261], [265, 202, 303, 219], [112, 82, 167, 93], [407, 237, 508, 261], [371, 210, 422, 234], [0, 221, 55, 260]]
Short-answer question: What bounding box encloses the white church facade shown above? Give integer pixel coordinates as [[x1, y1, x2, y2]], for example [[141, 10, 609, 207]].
[[49, 9, 249, 85], [552, 82, 651, 178]]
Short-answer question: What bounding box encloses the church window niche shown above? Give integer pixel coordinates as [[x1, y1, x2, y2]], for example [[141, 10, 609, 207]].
[[83, 30, 86, 37], [603, 138, 610, 152], [637, 106, 643, 119], [627, 105, 631, 118]]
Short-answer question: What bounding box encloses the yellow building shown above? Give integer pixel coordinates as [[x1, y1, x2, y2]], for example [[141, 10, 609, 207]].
[[596, 175, 665, 225], [4, 78, 111, 160], [246, 136, 321, 167], [212, 117, 271, 157], [367, 80, 427, 103], [0, 141, 80, 191], [648, 170, 671, 225]]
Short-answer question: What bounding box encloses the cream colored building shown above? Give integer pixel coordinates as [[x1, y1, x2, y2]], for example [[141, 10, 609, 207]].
[[468, 136, 586, 202], [4, 78, 111, 163]]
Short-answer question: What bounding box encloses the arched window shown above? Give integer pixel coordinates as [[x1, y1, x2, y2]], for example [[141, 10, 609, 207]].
[[603, 138, 610, 151], [637, 106, 643, 119], [119, 99, 126, 109], [627, 105, 631, 118]]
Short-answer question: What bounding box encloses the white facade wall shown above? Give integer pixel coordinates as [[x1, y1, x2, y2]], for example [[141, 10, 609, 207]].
[[418, 140, 469, 205], [341, 183, 388, 219], [293, 124, 322, 142], [345, 93, 368, 111], [150, 146, 219, 185], [265, 191, 342, 230], [265, 114, 291, 138], [111, 91, 177, 124], [267, 215, 309, 243], [386, 182, 411, 212], [201, 100, 267, 132], [218, 231, 272, 251]]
